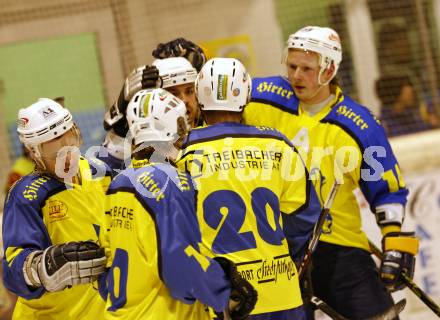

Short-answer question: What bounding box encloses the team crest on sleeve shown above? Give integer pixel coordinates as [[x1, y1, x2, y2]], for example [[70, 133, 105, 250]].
[[48, 200, 69, 222]]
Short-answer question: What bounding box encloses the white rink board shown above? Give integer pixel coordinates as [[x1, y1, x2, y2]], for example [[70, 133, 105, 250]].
[[359, 169, 440, 320], [316, 169, 440, 319]]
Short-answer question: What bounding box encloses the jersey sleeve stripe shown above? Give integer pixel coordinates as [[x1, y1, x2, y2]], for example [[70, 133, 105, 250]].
[[250, 97, 299, 115], [184, 132, 291, 148], [319, 119, 365, 153], [40, 185, 67, 211]]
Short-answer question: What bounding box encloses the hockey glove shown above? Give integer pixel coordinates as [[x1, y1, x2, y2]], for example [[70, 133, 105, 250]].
[[214, 257, 257, 320], [103, 65, 160, 137], [152, 37, 207, 72], [23, 241, 106, 292], [380, 231, 419, 291]]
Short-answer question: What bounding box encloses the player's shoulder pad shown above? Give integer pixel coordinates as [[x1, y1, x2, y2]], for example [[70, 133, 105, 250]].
[[107, 166, 137, 193], [108, 163, 189, 198], [251, 75, 299, 112], [183, 122, 294, 148], [254, 125, 296, 147], [83, 155, 114, 179], [323, 93, 387, 150], [7, 172, 66, 205], [154, 163, 194, 193]]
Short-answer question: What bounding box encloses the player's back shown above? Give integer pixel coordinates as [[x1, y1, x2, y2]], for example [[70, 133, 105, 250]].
[[102, 161, 227, 320], [176, 122, 307, 314]]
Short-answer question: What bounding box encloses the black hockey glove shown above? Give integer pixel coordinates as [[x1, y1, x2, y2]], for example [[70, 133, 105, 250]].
[[23, 241, 106, 292], [214, 257, 257, 320], [152, 37, 207, 72], [380, 231, 419, 291], [103, 65, 160, 137]]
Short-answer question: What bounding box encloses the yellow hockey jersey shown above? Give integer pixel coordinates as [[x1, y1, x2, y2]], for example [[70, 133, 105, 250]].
[[3, 157, 111, 319], [176, 122, 321, 315], [244, 76, 408, 251], [100, 161, 231, 320]]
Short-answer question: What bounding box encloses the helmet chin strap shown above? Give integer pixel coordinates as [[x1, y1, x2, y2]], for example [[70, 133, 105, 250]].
[[304, 63, 333, 103], [34, 159, 47, 172], [304, 79, 328, 104], [318, 65, 333, 86], [28, 144, 47, 171], [317, 54, 335, 86], [288, 51, 334, 103]]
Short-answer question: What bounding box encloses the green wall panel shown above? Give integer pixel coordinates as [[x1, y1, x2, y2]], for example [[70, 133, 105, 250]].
[[0, 33, 106, 123]]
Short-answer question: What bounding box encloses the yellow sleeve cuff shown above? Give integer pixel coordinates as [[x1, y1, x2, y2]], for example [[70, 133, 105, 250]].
[[380, 225, 401, 236], [384, 236, 419, 255]]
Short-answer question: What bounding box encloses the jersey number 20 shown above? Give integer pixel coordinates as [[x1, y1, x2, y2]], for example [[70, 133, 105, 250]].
[[203, 187, 285, 254]]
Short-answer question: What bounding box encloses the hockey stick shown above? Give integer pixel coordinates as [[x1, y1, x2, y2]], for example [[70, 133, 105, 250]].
[[309, 295, 406, 320], [297, 182, 346, 320], [298, 181, 341, 279], [309, 295, 348, 320], [299, 183, 405, 320], [367, 298, 406, 320], [368, 240, 440, 317]]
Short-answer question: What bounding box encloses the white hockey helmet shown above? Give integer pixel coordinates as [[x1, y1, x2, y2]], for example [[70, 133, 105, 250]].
[[152, 57, 198, 89], [17, 98, 74, 147], [287, 26, 342, 83], [126, 88, 189, 146], [102, 129, 131, 161], [195, 58, 251, 112]]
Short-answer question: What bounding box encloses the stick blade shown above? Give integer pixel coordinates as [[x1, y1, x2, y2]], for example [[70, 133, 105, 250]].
[[365, 298, 406, 320]]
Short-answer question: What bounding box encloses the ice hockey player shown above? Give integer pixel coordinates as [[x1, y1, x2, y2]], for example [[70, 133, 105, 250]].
[[3, 98, 109, 318], [244, 26, 419, 319], [176, 58, 321, 319], [100, 88, 257, 319]]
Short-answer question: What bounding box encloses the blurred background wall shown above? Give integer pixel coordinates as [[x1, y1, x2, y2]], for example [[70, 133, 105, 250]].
[[1, 0, 440, 318]]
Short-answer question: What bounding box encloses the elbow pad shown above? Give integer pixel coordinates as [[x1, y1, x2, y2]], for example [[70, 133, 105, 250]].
[[375, 203, 405, 229]]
